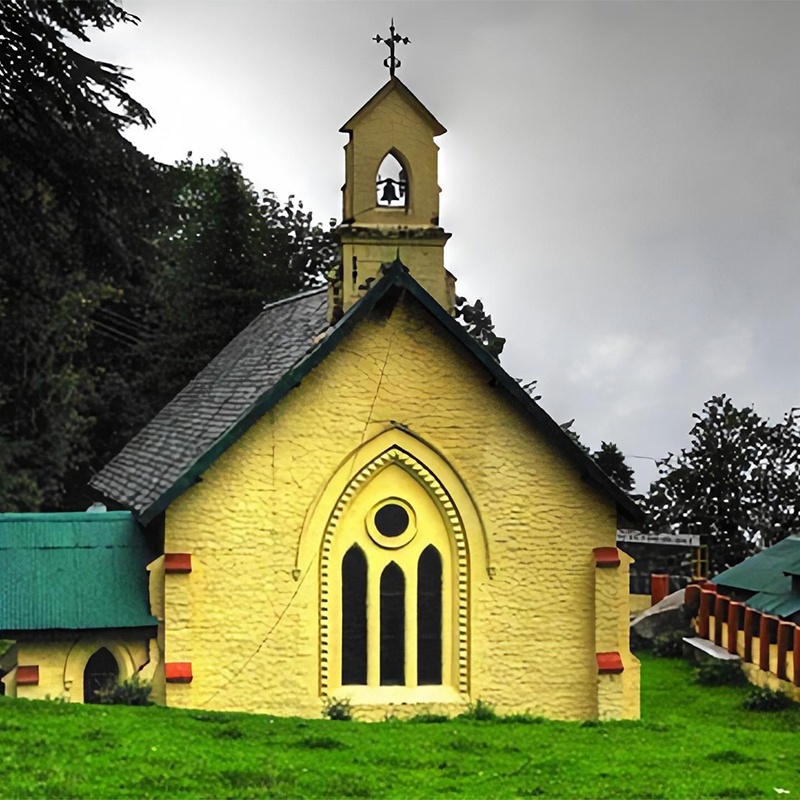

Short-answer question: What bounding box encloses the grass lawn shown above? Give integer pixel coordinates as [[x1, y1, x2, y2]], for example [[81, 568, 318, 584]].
[[1, 653, 798, 799]]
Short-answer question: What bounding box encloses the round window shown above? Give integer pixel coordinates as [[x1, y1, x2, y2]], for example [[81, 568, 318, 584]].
[[366, 499, 416, 548], [374, 503, 409, 537]]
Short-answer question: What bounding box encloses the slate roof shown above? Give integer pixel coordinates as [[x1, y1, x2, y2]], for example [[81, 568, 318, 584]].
[[714, 535, 800, 618], [0, 511, 157, 631], [91, 288, 328, 521], [91, 264, 643, 525]]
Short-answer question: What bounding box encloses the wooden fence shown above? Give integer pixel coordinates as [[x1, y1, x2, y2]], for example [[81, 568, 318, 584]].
[[686, 583, 800, 687]]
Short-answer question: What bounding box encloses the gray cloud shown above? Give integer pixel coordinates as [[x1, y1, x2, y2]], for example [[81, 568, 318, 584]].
[[86, 1, 800, 489]]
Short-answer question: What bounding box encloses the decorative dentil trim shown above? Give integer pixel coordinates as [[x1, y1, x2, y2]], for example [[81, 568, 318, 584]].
[[320, 447, 469, 696]]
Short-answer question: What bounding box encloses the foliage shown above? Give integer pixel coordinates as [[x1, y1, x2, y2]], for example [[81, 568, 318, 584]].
[[321, 696, 352, 721], [455, 295, 506, 360], [646, 395, 800, 572], [407, 713, 450, 723], [0, 0, 159, 511], [742, 686, 794, 712], [457, 698, 498, 721], [593, 441, 635, 492], [95, 675, 152, 706], [651, 629, 688, 658], [86, 154, 337, 489], [694, 658, 747, 687], [1, 655, 800, 798]]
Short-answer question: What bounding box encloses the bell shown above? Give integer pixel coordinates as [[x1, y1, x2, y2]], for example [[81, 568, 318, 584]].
[[380, 178, 399, 203]]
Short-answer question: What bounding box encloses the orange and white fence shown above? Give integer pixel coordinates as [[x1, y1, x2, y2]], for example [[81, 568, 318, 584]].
[[686, 583, 800, 687]]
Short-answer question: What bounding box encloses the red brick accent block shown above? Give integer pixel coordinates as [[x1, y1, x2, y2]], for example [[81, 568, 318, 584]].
[[16, 665, 39, 685], [593, 547, 620, 568], [165, 553, 192, 574], [596, 651, 625, 674], [165, 662, 193, 683]]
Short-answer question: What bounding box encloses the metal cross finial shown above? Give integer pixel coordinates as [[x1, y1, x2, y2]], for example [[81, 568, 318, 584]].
[[373, 18, 410, 78]]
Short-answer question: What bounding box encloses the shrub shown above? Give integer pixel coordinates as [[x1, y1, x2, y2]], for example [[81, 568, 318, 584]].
[[742, 686, 794, 712], [694, 659, 747, 687], [652, 629, 688, 658], [457, 698, 497, 721], [407, 713, 450, 724], [321, 696, 352, 721], [95, 675, 152, 706]]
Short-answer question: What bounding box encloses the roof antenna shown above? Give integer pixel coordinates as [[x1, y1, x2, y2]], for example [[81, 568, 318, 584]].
[[373, 18, 410, 78]]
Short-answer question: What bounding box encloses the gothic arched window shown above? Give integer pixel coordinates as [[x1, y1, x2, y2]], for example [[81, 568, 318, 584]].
[[417, 545, 443, 685], [341, 545, 367, 685], [376, 152, 408, 208], [380, 562, 406, 685]]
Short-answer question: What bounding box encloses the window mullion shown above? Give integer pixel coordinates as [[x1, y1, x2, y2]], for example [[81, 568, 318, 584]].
[[366, 556, 381, 686], [406, 561, 418, 688]]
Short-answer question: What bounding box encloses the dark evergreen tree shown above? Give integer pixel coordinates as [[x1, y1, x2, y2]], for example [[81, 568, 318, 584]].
[[646, 395, 800, 572], [593, 441, 635, 492]]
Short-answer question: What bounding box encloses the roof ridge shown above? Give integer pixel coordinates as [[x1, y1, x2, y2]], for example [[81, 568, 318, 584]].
[[261, 285, 327, 313]]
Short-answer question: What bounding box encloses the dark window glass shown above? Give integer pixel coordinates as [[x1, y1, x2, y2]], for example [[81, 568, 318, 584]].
[[83, 647, 119, 704], [374, 503, 409, 537], [380, 562, 405, 685], [341, 546, 367, 685], [417, 545, 443, 685]]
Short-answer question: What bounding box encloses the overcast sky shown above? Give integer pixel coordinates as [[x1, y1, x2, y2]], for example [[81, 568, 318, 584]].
[[85, 1, 800, 489]]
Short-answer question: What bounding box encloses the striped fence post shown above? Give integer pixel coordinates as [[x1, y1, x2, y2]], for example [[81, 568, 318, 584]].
[[727, 601, 743, 656], [777, 621, 793, 681], [743, 608, 759, 664]]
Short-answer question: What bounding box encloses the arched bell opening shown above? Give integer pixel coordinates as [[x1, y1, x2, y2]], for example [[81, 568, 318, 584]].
[[376, 151, 409, 209], [83, 647, 119, 704]]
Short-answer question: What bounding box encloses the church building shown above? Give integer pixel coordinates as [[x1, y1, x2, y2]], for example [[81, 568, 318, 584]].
[[2, 67, 642, 720]]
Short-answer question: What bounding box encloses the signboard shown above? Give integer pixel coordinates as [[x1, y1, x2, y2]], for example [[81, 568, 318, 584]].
[[616, 529, 700, 547]]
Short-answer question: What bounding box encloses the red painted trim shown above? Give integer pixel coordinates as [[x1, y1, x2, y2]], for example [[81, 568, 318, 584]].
[[17, 665, 39, 685], [793, 626, 800, 687], [777, 621, 793, 681], [727, 601, 743, 655], [593, 547, 620, 568], [165, 662, 193, 683], [596, 651, 624, 674], [165, 553, 192, 574]]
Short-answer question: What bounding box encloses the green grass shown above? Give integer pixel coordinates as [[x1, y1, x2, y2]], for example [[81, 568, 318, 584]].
[[1, 653, 799, 798]]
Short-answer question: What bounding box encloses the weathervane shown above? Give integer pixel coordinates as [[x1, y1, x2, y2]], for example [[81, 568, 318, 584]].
[[374, 19, 410, 78]]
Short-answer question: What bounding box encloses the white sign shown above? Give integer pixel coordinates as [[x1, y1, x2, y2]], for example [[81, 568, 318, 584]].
[[616, 530, 700, 547]]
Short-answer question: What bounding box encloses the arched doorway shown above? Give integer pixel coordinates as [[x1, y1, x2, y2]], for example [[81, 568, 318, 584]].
[[83, 647, 119, 704]]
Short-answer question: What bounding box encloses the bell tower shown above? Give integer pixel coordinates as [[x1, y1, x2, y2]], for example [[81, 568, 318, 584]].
[[331, 74, 454, 320]]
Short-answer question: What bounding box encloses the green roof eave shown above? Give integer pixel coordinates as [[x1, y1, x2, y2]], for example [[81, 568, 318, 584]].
[[138, 260, 642, 525]]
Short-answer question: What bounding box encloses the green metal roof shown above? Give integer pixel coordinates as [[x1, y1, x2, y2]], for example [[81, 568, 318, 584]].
[[713, 535, 800, 620], [0, 511, 157, 631]]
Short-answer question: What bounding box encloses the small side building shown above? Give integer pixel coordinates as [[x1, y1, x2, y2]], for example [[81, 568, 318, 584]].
[[0, 510, 160, 702]]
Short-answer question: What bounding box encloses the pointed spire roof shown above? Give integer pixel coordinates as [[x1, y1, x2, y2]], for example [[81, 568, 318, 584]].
[[340, 77, 446, 136]]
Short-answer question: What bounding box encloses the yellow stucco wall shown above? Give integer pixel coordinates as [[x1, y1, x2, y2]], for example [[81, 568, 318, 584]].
[[162, 295, 639, 720], [10, 629, 152, 702]]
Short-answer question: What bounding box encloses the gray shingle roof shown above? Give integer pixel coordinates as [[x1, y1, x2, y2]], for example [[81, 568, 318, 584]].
[[91, 263, 642, 525], [90, 288, 328, 519]]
